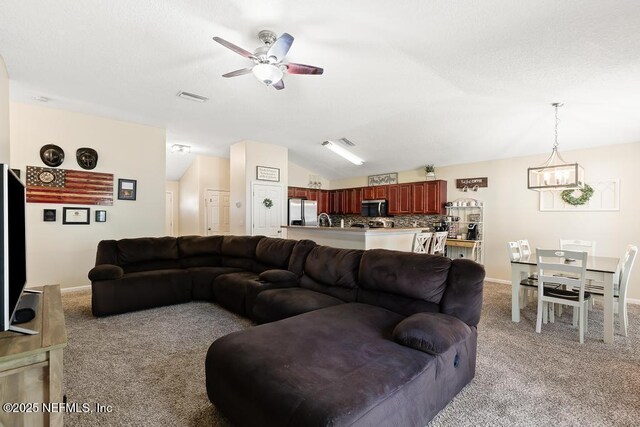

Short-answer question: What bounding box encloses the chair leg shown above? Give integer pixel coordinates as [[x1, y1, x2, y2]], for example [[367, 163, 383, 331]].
[[584, 302, 589, 333], [536, 298, 543, 333], [542, 302, 548, 324], [572, 307, 578, 327], [549, 304, 555, 323], [621, 301, 628, 337], [578, 305, 585, 344]]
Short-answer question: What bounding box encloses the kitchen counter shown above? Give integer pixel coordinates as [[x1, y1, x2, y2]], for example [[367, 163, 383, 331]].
[[282, 226, 426, 251]]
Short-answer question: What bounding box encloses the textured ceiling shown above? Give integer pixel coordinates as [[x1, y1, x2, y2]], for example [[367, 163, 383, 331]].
[[1, 1, 640, 180]]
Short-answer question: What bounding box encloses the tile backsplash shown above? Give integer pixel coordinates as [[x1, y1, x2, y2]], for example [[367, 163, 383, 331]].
[[328, 214, 446, 229]]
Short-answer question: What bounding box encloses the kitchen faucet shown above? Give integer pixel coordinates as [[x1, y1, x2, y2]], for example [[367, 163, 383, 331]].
[[317, 212, 332, 227]]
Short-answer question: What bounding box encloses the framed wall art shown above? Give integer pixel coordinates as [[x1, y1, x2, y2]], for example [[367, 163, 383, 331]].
[[256, 166, 280, 182], [368, 172, 398, 186], [118, 178, 137, 200], [43, 209, 56, 222], [95, 210, 107, 222], [62, 207, 90, 224]]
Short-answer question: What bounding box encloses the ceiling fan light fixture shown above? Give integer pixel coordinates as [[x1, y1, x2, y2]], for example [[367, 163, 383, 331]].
[[252, 63, 283, 86], [322, 141, 364, 166]]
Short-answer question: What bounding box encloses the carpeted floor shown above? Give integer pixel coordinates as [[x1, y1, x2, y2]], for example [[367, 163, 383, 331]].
[[61, 283, 640, 426]]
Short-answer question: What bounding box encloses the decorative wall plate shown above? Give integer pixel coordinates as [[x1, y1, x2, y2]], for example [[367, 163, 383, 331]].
[[40, 144, 65, 167]]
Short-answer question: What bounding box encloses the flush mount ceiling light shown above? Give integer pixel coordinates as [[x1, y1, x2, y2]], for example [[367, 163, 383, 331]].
[[33, 96, 50, 102], [527, 103, 584, 191], [322, 141, 364, 165], [171, 144, 191, 154], [176, 91, 209, 103]]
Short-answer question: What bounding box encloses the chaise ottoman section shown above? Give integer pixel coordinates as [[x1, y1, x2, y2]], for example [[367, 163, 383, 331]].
[[206, 303, 477, 426], [251, 287, 344, 323]]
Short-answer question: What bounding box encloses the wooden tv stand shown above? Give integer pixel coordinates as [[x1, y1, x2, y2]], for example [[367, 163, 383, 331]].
[[0, 285, 67, 427]]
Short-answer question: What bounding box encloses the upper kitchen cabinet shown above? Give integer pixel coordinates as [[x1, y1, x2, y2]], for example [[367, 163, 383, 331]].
[[345, 188, 363, 214], [363, 187, 375, 200], [411, 180, 448, 214], [293, 187, 309, 198], [330, 190, 345, 214], [387, 184, 412, 215]]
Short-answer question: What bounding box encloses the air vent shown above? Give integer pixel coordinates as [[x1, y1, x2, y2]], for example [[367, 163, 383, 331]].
[[176, 91, 209, 103], [338, 137, 355, 147]]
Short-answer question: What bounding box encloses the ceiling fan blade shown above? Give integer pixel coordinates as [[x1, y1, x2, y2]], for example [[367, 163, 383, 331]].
[[272, 80, 285, 90], [267, 33, 294, 62], [213, 37, 256, 60], [285, 63, 324, 75], [222, 68, 253, 78]]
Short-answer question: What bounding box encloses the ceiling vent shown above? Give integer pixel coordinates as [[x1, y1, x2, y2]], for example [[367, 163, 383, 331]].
[[338, 137, 355, 147], [176, 91, 209, 103]]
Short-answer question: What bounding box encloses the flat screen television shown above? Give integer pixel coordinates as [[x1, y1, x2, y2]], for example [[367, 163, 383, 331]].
[[0, 163, 28, 332]]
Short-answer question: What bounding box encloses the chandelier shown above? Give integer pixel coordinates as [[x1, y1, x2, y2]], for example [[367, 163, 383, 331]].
[[527, 103, 584, 191]]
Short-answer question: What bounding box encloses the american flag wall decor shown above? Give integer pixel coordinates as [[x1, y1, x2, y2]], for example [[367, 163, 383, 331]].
[[26, 166, 114, 205]]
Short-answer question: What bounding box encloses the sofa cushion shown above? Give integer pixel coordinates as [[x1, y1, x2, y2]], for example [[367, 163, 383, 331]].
[[221, 235, 264, 271], [258, 269, 298, 283], [287, 239, 316, 276], [440, 258, 485, 327], [359, 249, 451, 303], [178, 236, 224, 268], [206, 303, 466, 427], [88, 264, 124, 282], [187, 267, 244, 301], [252, 288, 344, 324], [393, 312, 472, 355], [95, 240, 118, 265], [91, 269, 191, 316], [299, 246, 363, 302], [213, 272, 261, 316], [117, 237, 181, 273], [255, 238, 296, 269]]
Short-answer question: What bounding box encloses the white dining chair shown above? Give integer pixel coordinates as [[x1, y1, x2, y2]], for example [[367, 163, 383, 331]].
[[536, 249, 591, 344], [430, 232, 448, 255], [585, 245, 637, 336], [412, 232, 433, 254], [559, 239, 596, 256], [506, 241, 521, 261], [517, 240, 532, 257]]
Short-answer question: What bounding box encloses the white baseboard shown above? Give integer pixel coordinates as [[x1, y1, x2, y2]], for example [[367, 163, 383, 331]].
[[60, 284, 91, 293], [485, 278, 640, 305]]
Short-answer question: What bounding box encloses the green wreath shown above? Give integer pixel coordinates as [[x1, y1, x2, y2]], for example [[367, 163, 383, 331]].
[[263, 198, 273, 209], [561, 184, 594, 206]]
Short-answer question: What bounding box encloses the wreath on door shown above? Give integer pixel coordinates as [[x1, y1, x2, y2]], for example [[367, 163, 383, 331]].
[[262, 198, 273, 209], [561, 184, 594, 206]]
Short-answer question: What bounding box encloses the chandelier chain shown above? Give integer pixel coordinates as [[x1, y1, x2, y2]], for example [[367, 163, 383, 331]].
[[554, 103, 559, 149]]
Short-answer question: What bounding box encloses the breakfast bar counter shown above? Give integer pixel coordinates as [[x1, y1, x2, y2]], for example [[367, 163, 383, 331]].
[[282, 225, 425, 251]]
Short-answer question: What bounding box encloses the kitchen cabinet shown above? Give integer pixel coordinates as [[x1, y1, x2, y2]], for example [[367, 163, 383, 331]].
[[388, 184, 411, 215], [287, 187, 294, 197], [411, 180, 447, 214], [374, 186, 387, 199], [363, 187, 375, 200], [293, 187, 309, 198], [330, 190, 345, 214], [318, 190, 330, 213], [345, 188, 363, 214]]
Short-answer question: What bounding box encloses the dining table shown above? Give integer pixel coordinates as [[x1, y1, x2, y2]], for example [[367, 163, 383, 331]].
[[510, 252, 620, 344]]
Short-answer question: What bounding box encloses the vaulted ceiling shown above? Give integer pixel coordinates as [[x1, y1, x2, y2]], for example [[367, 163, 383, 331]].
[[2, 1, 639, 180]]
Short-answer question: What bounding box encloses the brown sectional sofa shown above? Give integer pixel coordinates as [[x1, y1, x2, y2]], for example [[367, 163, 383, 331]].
[[89, 235, 485, 426]]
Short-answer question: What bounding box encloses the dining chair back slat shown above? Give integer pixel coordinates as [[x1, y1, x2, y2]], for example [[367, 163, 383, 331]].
[[517, 240, 532, 257], [507, 241, 521, 261], [412, 232, 433, 254], [430, 232, 448, 255]]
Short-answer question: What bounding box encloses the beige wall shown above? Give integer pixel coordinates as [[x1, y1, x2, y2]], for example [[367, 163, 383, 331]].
[[165, 181, 180, 236], [10, 102, 166, 289], [179, 155, 230, 236], [331, 142, 640, 300], [0, 56, 9, 163], [288, 162, 329, 189], [230, 141, 288, 235]]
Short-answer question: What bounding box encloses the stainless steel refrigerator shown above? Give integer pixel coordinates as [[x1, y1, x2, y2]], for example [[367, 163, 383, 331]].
[[288, 198, 318, 226]]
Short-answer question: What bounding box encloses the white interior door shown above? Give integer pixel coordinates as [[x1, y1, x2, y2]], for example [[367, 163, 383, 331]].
[[165, 191, 174, 236], [252, 183, 283, 237], [206, 190, 230, 235]]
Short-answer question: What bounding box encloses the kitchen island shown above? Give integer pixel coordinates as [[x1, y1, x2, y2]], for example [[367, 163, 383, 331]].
[[283, 226, 425, 251]]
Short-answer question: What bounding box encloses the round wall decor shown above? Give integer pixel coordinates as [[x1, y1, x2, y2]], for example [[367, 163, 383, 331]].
[[76, 147, 98, 170], [40, 144, 65, 167]]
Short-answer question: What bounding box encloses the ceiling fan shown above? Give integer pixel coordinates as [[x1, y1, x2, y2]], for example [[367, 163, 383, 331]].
[[212, 30, 323, 90]]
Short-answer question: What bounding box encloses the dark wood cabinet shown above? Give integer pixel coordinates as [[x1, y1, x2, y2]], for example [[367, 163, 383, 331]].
[[388, 184, 411, 215], [363, 187, 375, 200], [287, 187, 294, 198], [345, 188, 363, 214], [374, 186, 387, 199], [411, 182, 427, 213], [425, 180, 447, 214], [330, 190, 345, 214], [293, 187, 309, 198], [318, 190, 330, 213], [387, 185, 399, 215]]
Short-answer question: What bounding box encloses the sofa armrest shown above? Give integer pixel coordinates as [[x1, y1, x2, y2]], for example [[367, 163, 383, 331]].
[[88, 264, 124, 282], [392, 312, 471, 355], [258, 269, 299, 284]]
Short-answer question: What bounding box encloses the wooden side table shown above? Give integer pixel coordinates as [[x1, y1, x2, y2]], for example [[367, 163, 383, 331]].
[[0, 285, 68, 427]]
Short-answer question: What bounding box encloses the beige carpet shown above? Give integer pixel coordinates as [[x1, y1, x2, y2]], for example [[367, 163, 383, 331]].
[[61, 283, 640, 426]]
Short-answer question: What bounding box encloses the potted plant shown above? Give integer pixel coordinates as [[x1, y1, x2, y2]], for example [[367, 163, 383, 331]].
[[425, 164, 436, 180]]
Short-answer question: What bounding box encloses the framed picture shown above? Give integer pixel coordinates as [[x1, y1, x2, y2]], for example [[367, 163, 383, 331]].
[[43, 209, 56, 222], [256, 166, 280, 182], [95, 210, 107, 222], [63, 207, 90, 225], [118, 178, 137, 200], [368, 172, 398, 186]]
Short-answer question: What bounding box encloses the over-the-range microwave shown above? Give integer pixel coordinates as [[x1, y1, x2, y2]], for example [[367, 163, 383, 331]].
[[361, 199, 388, 217]]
